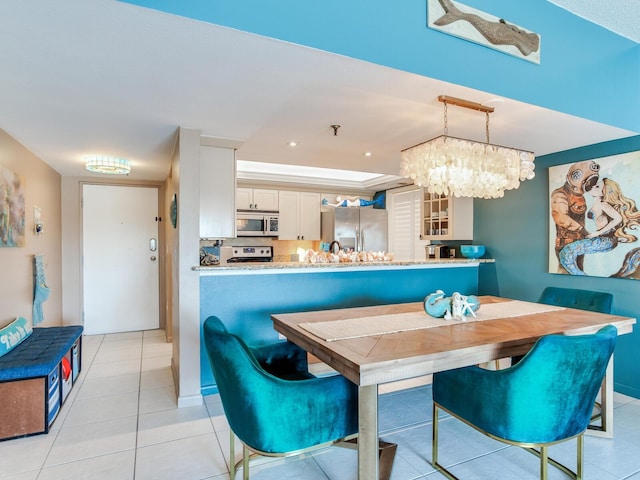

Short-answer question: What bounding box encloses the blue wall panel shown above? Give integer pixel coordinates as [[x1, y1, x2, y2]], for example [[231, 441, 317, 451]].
[[120, 0, 639, 131], [200, 265, 479, 394], [474, 135, 640, 398]]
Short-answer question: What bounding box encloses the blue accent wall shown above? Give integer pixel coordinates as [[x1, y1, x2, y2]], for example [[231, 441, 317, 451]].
[[120, 0, 639, 132], [474, 135, 640, 398], [200, 266, 479, 394]]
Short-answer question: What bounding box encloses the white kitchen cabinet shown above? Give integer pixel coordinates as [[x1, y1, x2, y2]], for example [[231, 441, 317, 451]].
[[278, 191, 321, 240], [237, 188, 278, 211], [200, 146, 236, 238], [420, 189, 473, 240]]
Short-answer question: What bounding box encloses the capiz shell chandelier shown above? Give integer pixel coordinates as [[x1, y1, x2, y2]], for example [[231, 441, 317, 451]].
[[400, 96, 535, 199]]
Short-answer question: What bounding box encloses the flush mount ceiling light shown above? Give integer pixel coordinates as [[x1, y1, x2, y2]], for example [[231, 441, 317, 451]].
[[400, 95, 535, 199], [85, 156, 131, 175]]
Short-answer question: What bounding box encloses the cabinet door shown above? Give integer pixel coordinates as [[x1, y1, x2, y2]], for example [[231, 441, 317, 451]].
[[236, 188, 253, 210], [298, 192, 321, 240], [420, 189, 473, 240], [278, 190, 300, 240], [200, 146, 236, 238], [252, 189, 279, 211]]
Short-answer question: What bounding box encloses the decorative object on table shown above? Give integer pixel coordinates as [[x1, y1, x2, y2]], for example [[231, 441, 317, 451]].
[[400, 95, 535, 199], [33, 255, 51, 325], [0, 165, 25, 247], [423, 289, 480, 321], [548, 151, 640, 279], [460, 244, 485, 259], [170, 193, 177, 228], [427, 0, 540, 63]]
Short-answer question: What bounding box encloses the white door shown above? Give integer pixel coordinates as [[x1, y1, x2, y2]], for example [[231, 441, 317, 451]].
[[388, 188, 427, 261], [82, 184, 160, 334]]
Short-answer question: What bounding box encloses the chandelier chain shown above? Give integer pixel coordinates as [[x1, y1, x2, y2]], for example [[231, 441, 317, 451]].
[[485, 111, 490, 144], [443, 100, 448, 136]]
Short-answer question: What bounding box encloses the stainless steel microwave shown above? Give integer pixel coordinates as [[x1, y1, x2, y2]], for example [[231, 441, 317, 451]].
[[236, 211, 279, 237]]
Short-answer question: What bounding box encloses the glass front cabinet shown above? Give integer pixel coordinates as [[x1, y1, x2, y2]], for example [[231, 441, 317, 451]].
[[420, 190, 473, 241]]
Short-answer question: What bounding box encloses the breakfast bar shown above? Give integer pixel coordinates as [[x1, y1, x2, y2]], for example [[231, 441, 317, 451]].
[[197, 259, 491, 395]]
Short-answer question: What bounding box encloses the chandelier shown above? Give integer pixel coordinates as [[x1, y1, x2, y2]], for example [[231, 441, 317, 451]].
[[85, 156, 131, 175], [400, 95, 535, 199]]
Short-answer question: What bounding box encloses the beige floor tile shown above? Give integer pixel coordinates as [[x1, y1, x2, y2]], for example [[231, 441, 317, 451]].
[[135, 434, 227, 480], [61, 391, 139, 427], [139, 385, 178, 414], [38, 450, 135, 480], [137, 404, 214, 447], [75, 372, 141, 399], [43, 416, 137, 467]]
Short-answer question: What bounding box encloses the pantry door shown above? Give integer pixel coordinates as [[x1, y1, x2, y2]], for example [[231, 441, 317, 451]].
[[82, 184, 160, 334]]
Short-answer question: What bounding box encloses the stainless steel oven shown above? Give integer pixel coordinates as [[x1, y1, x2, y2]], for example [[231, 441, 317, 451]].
[[236, 211, 279, 237]]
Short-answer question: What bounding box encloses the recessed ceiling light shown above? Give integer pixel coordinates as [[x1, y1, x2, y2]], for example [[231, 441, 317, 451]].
[[288, 141, 297, 147], [363, 152, 372, 157]]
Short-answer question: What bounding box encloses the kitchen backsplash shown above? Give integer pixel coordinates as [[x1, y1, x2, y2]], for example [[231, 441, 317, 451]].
[[200, 237, 320, 262]]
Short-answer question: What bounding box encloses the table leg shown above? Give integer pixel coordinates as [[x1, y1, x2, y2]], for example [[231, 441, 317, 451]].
[[358, 384, 379, 480]]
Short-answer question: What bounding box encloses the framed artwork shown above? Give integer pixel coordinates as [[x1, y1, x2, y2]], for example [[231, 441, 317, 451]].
[[548, 151, 640, 279], [427, 0, 541, 64], [0, 165, 25, 247]]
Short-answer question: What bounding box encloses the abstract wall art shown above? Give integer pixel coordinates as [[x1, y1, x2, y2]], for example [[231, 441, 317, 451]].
[[0, 165, 25, 247]]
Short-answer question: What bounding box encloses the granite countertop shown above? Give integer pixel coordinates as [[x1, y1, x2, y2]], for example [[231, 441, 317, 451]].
[[194, 258, 494, 272]]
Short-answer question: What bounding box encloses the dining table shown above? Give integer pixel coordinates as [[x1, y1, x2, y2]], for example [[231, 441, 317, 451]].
[[271, 295, 636, 480]]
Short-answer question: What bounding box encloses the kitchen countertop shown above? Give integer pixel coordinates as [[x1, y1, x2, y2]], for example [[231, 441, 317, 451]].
[[194, 258, 494, 275]]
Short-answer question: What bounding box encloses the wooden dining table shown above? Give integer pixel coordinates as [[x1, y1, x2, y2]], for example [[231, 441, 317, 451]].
[[271, 295, 636, 480]]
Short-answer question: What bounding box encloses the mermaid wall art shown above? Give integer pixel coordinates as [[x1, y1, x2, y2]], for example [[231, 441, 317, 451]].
[[548, 151, 640, 280]]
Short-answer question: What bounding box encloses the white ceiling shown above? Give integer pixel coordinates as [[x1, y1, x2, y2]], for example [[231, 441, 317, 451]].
[[0, 0, 637, 190]]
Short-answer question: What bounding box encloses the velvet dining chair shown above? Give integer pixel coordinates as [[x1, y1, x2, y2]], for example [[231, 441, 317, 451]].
[[202, 315, 359, 479], [432, 325, 617, 480]]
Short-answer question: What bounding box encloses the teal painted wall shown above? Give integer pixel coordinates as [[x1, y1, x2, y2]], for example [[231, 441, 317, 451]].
[[200, 266, 479, 394], [474, 135, 640, 398], [120, 0, 639, 131]]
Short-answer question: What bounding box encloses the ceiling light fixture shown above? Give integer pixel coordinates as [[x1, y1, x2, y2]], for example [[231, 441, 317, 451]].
[[85, 156, 131, 175], [400, 95, 535, 199]]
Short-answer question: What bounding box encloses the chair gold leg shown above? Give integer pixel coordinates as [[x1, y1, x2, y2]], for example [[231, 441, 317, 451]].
[[577, 434, 584, 480], [431, 403, 460, 480], [243, 445, 249, 480], [432, 403, 438, 466], [540, 446, 548, 480], [230, 430, 236, 479]]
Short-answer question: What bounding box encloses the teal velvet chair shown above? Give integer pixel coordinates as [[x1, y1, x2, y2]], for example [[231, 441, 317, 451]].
[[538, 287, 613, 314], [203, 316, 359, 479], [432, 325, 617, 480]]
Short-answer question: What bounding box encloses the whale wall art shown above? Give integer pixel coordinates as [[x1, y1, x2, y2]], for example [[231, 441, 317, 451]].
[[548, 151, 640, 280], [427, 0, 541, 64]]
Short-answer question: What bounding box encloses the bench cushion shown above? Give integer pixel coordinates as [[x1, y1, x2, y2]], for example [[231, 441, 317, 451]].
[[0, 317, 32, 358], [0, 326, 83, 381]]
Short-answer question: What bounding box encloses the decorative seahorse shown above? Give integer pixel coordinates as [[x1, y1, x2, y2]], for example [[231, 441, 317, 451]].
[[434, 0, 540, 56], [423, 290, 480, 318]]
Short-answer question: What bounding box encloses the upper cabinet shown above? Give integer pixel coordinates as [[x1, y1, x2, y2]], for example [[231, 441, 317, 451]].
[[421, 190, 473, 240], [278, 191, 321, 241], [237, 188, 279, 211], [200, 146, 236, 239]]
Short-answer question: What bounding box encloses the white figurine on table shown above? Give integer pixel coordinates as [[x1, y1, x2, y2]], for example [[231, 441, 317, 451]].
[[444, 292, 478, 321]]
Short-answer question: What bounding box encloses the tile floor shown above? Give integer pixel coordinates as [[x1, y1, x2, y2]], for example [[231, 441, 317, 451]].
[[1, 330, 639, 480]]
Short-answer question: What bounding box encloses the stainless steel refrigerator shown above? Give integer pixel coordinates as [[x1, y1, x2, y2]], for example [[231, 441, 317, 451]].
[[321, 208, 388, 252]]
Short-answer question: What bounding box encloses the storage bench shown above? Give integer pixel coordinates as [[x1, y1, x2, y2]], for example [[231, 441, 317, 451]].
[[0, 326, 83, 440]]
